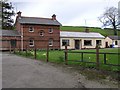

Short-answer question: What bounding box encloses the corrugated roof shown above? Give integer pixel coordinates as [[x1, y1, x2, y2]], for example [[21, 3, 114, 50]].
[[1, 30, 21, 36], [18, 16, 62, 26], [108, 36, 120, 40], [60, 31, 105, 38]]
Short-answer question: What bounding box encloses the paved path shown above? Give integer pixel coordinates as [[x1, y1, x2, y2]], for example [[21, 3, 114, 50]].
[[2, 52, 84, 88]]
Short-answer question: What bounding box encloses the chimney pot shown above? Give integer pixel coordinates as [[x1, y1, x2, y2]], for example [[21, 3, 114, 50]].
[[17, 11, 22, 17], [52, 14, 56, 20]]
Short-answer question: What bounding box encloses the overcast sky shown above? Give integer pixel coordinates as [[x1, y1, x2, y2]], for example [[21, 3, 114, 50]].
[[9, 0, 119, 27]]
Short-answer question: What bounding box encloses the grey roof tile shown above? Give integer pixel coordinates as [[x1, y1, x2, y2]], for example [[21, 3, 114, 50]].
[[1, 30, 21, 36], [108, 36, 120, 40], [18, 17, 62, 26], [60, 31, 105, 38]]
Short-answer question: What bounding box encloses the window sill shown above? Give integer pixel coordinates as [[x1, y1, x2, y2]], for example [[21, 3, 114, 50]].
[[49, 45, 53, 46], [84, 45, 92, 46], [49, 32, 53, 34], [29, 31, 34, 32], [29, 45, 34, 47], [40, 35, 44, 37]]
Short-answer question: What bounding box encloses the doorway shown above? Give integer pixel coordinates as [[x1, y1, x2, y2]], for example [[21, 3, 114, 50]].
[[75, 40, 80, 49], [105, 42, 108, 48], [10, 39, 16, 48]]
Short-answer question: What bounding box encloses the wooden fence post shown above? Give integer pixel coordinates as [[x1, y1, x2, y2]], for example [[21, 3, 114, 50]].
[[104, 53, 106, 64], [81, 52, 83, 62], [19, 45, 21, 53], [26, 45, 27, 56], [96, 45, 99, 69], [46, 45, 49, 62], [13, 47, 15, 53], [65, 45, 68, 65], [9, 41, 11, 53], [34, 45, 37, 59]]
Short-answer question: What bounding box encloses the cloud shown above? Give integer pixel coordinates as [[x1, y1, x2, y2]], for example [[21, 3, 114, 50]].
[[9, 0, 119, 27]]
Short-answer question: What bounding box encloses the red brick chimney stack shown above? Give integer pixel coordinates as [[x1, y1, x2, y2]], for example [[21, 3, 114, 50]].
[[52, 14, 56, 20], [17, 11, 22, 17]]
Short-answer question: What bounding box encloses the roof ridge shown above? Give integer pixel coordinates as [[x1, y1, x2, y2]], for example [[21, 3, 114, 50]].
[[21, 16, 52, 20], [60, 31, 99, 33]]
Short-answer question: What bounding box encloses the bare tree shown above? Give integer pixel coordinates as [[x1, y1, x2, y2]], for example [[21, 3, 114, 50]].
[[98, 7, 118, 35]]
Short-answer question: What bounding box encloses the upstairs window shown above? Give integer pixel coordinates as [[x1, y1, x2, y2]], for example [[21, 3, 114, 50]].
[[84, 40, 92, 46], [29, 26, 34, 32], [48, 28, 53, 33], [39, 30, 44, 36], [62, 39, 69, 46], [29, 39, 34, 47], [49, 38, 53, 46]]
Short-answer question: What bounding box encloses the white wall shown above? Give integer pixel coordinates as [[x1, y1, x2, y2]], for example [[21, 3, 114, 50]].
[[60, 37, 105, 49]]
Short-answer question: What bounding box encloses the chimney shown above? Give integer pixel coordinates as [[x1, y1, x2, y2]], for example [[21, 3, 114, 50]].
[[85, 27, 89, 33], [17, 11, 22, 17], [52, 14, 56, 20]]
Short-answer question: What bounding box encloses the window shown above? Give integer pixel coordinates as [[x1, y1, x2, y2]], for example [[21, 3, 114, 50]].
[[49, 38, 53, 46], [115, 41, 118, 45], [62, 39, 69, 46], [29, 39, 34, 47], [39, 31, 44, 36], [29, 26, 34, 32], [84, 40, 92, 46], [48, 28, 53, 33], [96, 40, 102, 45]]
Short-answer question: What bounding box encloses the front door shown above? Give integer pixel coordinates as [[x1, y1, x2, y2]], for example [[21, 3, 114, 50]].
[[105, 42, 108, 48], [10, 39, 16, 48], [75, 40, 80, 49]]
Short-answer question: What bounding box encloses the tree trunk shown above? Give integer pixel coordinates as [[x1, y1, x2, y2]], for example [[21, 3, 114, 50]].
[[112, 22, 117, 35]]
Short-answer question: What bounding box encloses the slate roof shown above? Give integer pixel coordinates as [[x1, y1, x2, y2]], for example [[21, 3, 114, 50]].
[[18, 16, 62, 26], [108, 36, 120, 40], [60, 31, 105, 38], [1, 30, 21, 36]]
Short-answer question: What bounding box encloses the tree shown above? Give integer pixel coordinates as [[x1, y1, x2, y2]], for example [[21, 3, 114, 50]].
[[1, 0, 15, 30], [98, 7, 118, 35]]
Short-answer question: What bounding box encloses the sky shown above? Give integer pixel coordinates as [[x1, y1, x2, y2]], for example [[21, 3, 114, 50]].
[[9, 0, 120, 28]]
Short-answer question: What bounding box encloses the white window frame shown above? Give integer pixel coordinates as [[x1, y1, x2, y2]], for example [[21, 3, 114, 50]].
[[84, 40, 92, 46], [49, 39, 53, 46], [62, 39, 69, 46], [48, 28, 53, 33], [29, 39, 34, 47], [29, 26, 34, 32], [39, 31, 44, 36], [96, 40, 102, 45]]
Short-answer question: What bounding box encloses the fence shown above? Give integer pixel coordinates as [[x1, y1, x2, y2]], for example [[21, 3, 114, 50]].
[[64, 46, 120, 67], [10, 45, 120, 70]]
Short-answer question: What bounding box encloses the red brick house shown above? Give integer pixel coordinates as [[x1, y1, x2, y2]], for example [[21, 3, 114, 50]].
[[1, 11, 61, 50]]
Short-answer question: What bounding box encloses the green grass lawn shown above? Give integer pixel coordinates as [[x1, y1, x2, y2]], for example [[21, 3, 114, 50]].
[[15, 48, 119, 71], [60, 26, 120, 36]]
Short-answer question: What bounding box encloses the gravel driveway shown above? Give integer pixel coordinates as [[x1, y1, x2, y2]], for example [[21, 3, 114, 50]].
[[2, 52, 84, 88], [2, 52, 118, 88]]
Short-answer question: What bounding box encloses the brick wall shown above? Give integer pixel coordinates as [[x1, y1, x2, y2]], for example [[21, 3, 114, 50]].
[[21, 24, 60, 49], [1, 36, 21, 50]]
